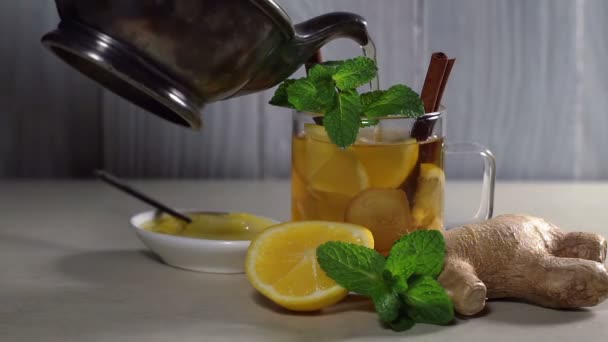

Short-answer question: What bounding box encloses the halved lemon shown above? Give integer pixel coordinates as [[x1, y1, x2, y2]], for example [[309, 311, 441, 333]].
[[245, 221, 374, 311]]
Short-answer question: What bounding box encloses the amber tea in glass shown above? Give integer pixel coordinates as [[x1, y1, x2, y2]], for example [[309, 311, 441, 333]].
[[291, 110, 495, 254]]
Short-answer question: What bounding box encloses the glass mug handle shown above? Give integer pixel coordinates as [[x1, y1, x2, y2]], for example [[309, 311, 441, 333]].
[[444, 142, 496, 227]]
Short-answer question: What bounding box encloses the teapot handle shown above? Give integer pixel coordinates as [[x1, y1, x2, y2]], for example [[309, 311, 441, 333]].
[[294, 12, 369, 49]]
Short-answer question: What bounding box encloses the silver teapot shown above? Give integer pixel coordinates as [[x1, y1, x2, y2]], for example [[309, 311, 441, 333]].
[[41, 0, 370, 128]]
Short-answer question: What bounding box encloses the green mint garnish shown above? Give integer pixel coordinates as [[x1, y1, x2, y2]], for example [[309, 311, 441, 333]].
[[383, 268, 409, 293], [389, 314, 415, 332], [316, 230, 454, 332], [332, 57, 378, 90], [285, 78, 325, 113], [316, 241, 386, 296], [268, 79, 296, 108], [360, 90, 384, 110], [269, 56, 425, 148], [404, 276, 454, 325], [385, 230, 446, 282], [372, 284, 401, 323], [308, 63, 336, 82], [362, 85, 425, 118], [323, 90, 362, 148]]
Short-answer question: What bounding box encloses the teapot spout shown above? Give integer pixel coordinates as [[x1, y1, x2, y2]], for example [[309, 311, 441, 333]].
[[239, 12, 370, 95], [294, 12, 370, 50]]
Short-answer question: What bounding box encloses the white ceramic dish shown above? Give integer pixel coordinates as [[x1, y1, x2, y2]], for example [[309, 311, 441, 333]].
[[130, 210, 279, 274]]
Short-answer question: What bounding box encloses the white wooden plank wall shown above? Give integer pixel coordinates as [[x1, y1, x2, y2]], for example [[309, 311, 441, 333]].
[[581, 0, 608, 179], [1, 0, 607, 179], [424, 0, 579, 179], [0, 0, 101, 177]]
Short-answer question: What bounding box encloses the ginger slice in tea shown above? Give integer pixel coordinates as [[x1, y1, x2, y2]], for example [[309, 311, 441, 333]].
[[345, 187, 413, 254], [412, 163, 445, 230]]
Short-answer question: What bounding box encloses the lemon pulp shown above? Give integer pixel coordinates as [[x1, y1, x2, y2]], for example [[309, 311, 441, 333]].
[[245, 220, 374, 311]]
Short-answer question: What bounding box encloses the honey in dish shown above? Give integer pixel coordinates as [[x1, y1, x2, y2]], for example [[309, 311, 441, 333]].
[[142, 213, 276, 240]]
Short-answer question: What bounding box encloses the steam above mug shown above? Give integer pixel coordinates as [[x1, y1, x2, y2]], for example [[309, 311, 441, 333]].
[[41, 0, 370, 128]]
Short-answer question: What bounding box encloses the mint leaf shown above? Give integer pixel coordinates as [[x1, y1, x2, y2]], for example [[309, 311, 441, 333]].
[[285, 79, 320, 111], [405, 276, 454, 325], [268, 79, 297, 108], [323, 90, 362, 148], [362, 85, 425, 118], [309, 63, 337, 82], [385, 230, 446, 280], [287, 78, 336, 113], [383, 269, 408, 293], [385, 255, 416, 291], [371, 284, 400, 323], [314, 78, 338, 109], [306, 64, 338, 109], [360, 90, 384, 108], [317, 241, 386, 296], [389, 314, 415, 332], [332, 57, 377, 90]]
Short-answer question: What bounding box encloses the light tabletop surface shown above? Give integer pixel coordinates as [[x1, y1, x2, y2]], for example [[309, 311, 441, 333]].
[[1, 180, 607, 342]]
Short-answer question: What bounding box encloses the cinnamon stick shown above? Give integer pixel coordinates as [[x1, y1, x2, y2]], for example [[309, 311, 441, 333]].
[[411, 52, 455, 141], [420, 52, 449, 113], [434, 58, 455, 111], [404, 53, 455, 208]]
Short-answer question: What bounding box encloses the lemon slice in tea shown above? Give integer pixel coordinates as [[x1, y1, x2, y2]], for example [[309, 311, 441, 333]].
[[353, 136, 419, 189]]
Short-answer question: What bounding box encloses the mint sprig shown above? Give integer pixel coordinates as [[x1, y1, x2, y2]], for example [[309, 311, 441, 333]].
[[332, 57, 377, 90], [268, 79, 296, 108], [372, 283, 401, 323], [362, 85, 425, 118], [316, 241, 385, 296], [323, 90, 362, 147], [385, 230, 446, 286], [405, 276, 454, 325], [269, 56, 425, 148], [316, 230, 453, 332]]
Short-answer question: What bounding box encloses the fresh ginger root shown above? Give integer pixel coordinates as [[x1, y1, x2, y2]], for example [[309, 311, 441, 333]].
[[439, 214, 608, 315]]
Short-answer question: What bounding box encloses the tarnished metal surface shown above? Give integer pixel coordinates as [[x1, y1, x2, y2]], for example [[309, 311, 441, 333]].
[[41, 0, 369, 128]]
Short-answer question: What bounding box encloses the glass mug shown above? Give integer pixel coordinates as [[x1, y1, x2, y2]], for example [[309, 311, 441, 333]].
[[291, 109, 495, 254]]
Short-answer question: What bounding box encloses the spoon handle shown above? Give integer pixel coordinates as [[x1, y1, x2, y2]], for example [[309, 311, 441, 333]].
[[95, 170, 192, 224]]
